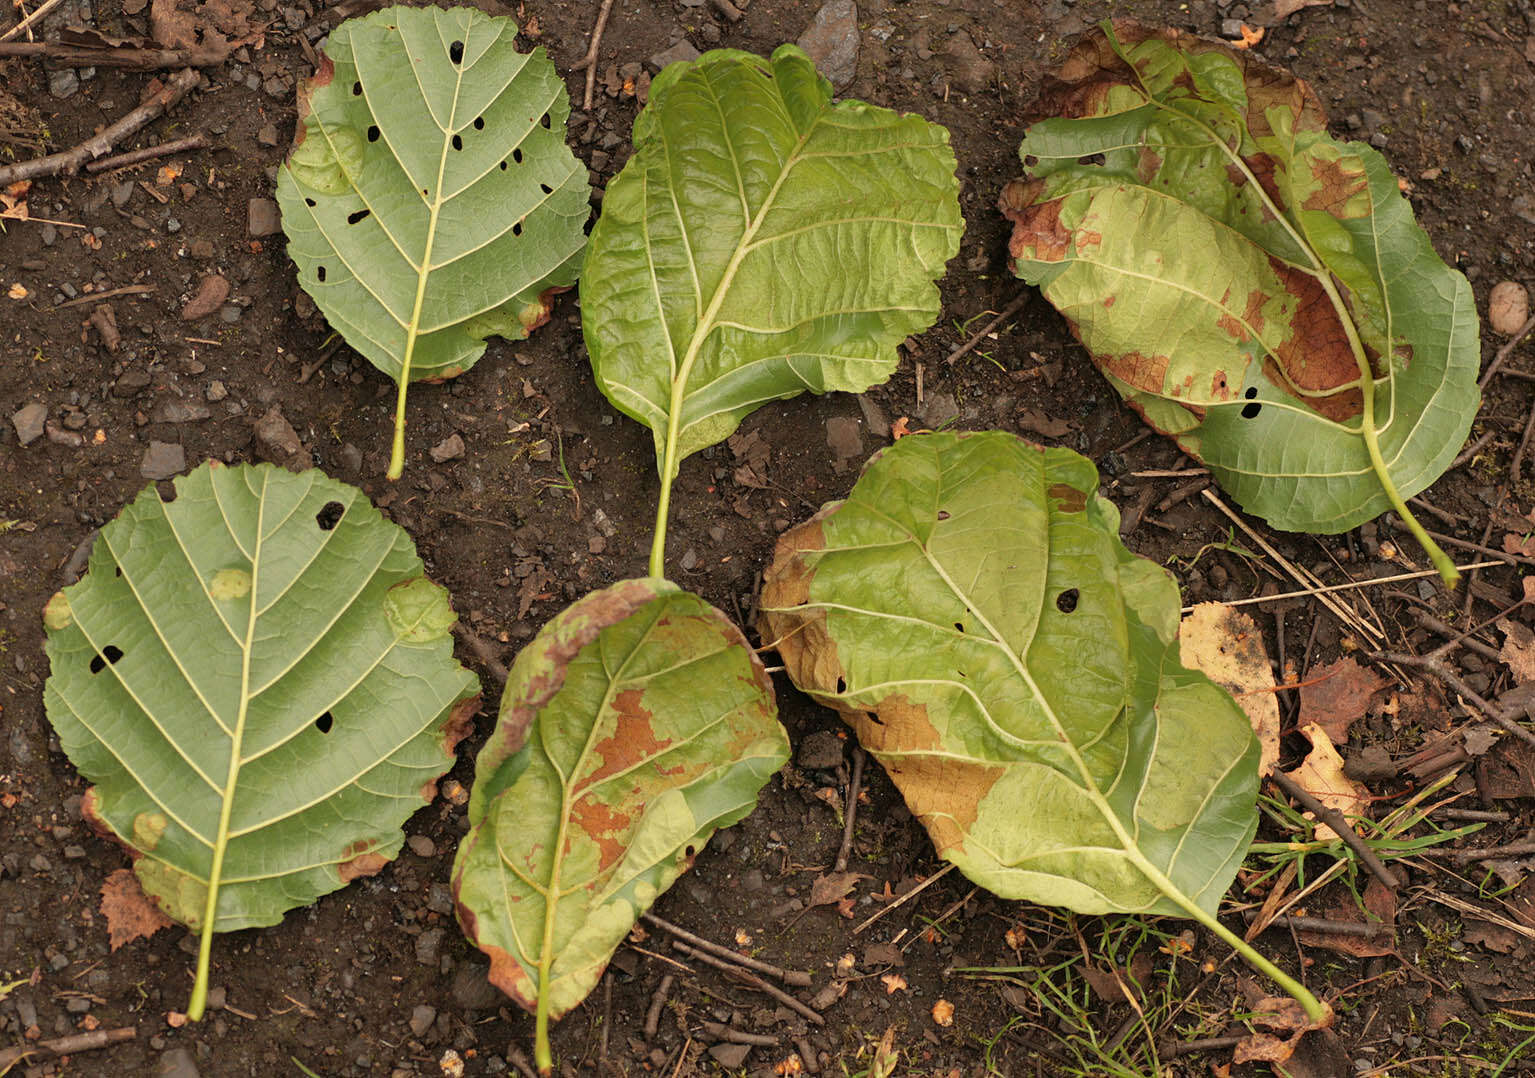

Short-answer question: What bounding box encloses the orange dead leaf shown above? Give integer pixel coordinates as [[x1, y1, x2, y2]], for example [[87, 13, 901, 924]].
[[809, 871, 868, 909], [155, 163, 183, 186], [1230, 24, 1264, 49], [930, 998, 955, 1027], [100, 868, 172, 951], [891, 416, 911, 439], [881, 972, 908, 994], [774, 1054, 803, 1076], [1179, 603, 1280, 775], [7, 283, 28, 300], [166, 1011, 188, 1028]]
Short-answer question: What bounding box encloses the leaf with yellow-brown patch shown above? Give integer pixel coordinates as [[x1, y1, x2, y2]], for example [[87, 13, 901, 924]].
[[1003, 20, 1477, 579], [452, 578, 787, 1066]]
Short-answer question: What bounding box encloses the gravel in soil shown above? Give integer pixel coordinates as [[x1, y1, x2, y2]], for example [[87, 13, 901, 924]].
[[3, 0, 1535, 1074]]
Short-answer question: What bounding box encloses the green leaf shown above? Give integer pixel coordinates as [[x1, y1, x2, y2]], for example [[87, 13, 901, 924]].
[[580, 44, 963, 573], [759, 431, 1323, 1019], [1001, 22, 1477, 582], [42, 462, 479, 1019], [277, 5, 590, 478], [452, 578, 787, 1070]]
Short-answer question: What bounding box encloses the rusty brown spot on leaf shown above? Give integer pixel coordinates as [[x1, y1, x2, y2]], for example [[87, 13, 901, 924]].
[[1267, 261, 1363, 422], [1047, 483, 1087, 513], [567, 798, 629, 872], [100, 867, 172, 951], [999, 180, 1071, 264], [338, 840, 389, 882], [480, 943, 536, 1014], [579, 689, 673, 791], [441, 693, 481, 760], [1136, 146, 1162, 184], [1302, 152, 1369, 217], [1100, 351, 1169, 391]]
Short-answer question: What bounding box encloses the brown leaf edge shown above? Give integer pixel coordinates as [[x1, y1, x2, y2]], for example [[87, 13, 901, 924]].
[[100, 867, 173, 951]]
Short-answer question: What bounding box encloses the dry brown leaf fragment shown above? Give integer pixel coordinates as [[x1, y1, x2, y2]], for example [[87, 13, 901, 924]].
[[1179, 603, 1280, 775], [1499, 618, 1535, 684], [1230, 23, 1265, 49], [1294, 877, 1396, 958], [1298, 656, 1386, 744], [6, 283, 27, 300], [1281, 724, 1367, 841], [809, 871, 868, 908], [99, 867, 172, 951], [930, 998, 955, 1026], [880, 972, 908, 994]]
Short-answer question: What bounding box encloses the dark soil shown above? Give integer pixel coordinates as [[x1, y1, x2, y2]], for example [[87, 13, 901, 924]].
[[4, 0, 1535, 1074]]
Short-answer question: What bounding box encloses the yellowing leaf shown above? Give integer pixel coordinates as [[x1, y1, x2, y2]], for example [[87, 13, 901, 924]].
[[1179, 603, 1280, 776], [1282, 724, 1367, 841]]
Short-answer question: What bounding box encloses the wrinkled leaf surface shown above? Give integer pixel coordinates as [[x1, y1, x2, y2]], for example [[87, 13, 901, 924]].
[[759, 431, 1259, 916], [44, 462, 479, 934], [277, 6, 589, 471], [452, 578, 787, 1020], [582, 44, 963, 477], [1002, 22, 1478, 533]]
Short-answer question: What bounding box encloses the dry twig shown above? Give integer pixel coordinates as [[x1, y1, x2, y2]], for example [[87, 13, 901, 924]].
[[0, 1026, 135, 1068], [642, 913, 812, 986], [1269, 770, 1402, 890], [833, 746, 864, 873], [0, 67, 200, 185], [0, 0, 69, 42], [573, 0, 617, 111], [85, 133, 209, 173], [1179, 561, 1498, 615], [669, 941, 824, 1024], [0, 40, 230, 66], [643, 973, 673, 1039], [853, 862, 954, 934], [1479, 310, 1535, 388], [1370, 649, 1535, 750], [1241, 910, 1391, 937], [943, 291, 1029, 365]]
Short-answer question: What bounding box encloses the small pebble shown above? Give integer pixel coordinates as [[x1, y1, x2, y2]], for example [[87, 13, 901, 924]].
[[408, 1004, 436, 1037], [407, 834, 435, 858]]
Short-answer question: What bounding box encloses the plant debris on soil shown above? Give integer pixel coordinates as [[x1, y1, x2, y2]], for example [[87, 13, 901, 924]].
[[4, 0, 1535, 1075]]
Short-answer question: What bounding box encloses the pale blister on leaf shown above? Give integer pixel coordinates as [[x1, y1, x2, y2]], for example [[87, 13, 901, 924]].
[[43, 461, 480, 936], [581, 44, 964, 479], [1001, 21, 1478, 535], [276, 5, 589, 471], [451, 579, 788, 1022], [758, 431, 1261, 917]]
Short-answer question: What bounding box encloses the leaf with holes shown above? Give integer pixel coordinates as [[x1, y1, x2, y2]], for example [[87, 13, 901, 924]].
[[759, 430, 1324, 1022], [580, 44, 963, 575], [277, 5, 589, 478], [1000, 21, 1478, 583], [42, 461, 479, 1021], [452, 578, 787, 1072]]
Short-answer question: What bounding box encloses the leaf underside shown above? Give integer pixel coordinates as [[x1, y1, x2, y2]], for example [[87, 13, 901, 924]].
[[759, 431, 1260, 917], [1002, 21, 1478, 533], [452, 578, 788, 1020], [278, 7, 588, 386], [43, 462, 479, 933], [582, 44, 964, 477]]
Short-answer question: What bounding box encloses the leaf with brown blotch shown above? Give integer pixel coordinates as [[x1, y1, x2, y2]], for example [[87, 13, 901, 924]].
[[1282, 724, 1367, 841], [1180, 604, 1280, 775], [1298, 656, 1386, 744], [452, 578, 788, 1070], [1004, 20, 1477, 583], [100, 868, 172, 951]]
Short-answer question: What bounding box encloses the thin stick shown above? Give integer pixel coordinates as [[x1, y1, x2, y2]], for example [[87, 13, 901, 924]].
[[669, 942, 824, 1025], [700, 1022, 779, 1047], [900, 885, 979, 953], [451, 623, 509, 685], [834, 747, 864, 873], [943, 291, 1029, 365], [1450, 428, 1497, 471], [0, 1026, 135, 1068], [1201, 488, 1383, 642], [853, 862, 955, 934], [1371, 650, 1535, 750], [0, 67, 200, 185], [1418, 841, 1535, 864], [1437, 808, 1510, 823], [1269, 770, 1402, 890], [85, 133, 209, 174], [576, 0, 617, 111], [643, 973, 673, 1040], [1178, 561, 1498, 615], [1159, 1034, 1248, 1059], [1516, 400, 1535, 482], [51, 283, 156, 310], [1412, 609, 1502, 664], [0, 0, 68, 42], [642, 914, 813, 987], [1423, 528, 1535, 568], [0, 40, 230, 65], [1241, 911, 1390, 937], [1479, 311, 1535, 388], [1424, 888, 1535, 942]]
